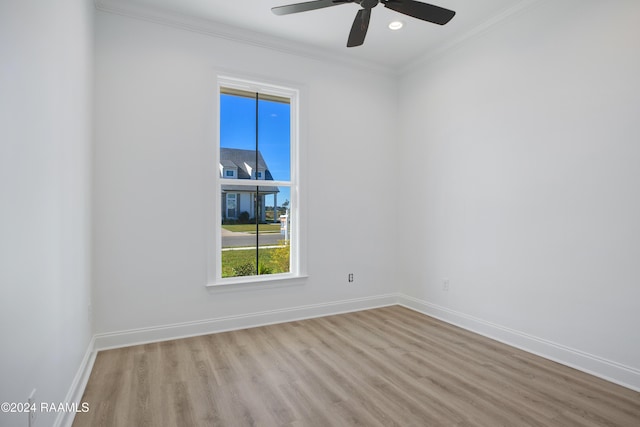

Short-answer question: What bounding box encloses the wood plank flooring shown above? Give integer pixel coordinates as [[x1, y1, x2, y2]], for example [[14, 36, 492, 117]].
[[73, 306, 640, 426]]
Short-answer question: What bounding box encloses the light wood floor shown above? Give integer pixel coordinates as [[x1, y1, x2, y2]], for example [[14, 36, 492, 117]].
[[73, 306, 640, 426]]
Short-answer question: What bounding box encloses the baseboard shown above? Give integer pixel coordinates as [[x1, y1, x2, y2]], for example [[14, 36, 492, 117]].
[[93, 293, 400, 351], [398, 294, 640, 392], [54, 337, 97, 427]]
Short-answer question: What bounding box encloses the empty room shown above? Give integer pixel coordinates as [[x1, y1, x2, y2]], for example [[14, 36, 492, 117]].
[[2, 0, 639, 426]]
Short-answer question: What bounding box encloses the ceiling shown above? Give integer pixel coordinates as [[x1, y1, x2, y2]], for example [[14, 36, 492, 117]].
[[96, 0, 535, 71]]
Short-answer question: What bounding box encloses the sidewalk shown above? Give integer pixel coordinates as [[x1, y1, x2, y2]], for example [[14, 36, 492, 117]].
[[220, 227, 247, 237], [221, 245, 286, 251], [221, 227, 281, 236]]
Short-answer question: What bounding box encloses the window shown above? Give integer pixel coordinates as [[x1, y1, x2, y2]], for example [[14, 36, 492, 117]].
[[226, 193, 237, 218], [209, 76, 303, 286]]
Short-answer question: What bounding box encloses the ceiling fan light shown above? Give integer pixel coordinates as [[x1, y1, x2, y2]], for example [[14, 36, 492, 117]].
[[388, 20, 404, 30]]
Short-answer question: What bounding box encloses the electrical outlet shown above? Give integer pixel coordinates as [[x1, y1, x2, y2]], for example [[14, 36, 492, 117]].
[[348, 273, 354, 282], [28, 389, 37, 427], [443, 279, 450, 292]]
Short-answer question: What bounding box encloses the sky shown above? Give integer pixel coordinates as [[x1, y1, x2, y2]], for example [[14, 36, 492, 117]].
[[220, 93, 291, 206]]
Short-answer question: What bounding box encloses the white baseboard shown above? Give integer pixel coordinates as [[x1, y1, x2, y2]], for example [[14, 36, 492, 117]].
[[55, 337, 97, 427], [398, 294, 640, 392], [93, 294, 399, 351]]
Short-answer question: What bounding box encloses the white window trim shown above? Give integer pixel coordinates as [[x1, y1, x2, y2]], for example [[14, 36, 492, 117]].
[[206, 74, 307, 288]]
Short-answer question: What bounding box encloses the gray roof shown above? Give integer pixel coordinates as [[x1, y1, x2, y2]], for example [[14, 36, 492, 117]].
[[220, 159, 237, 168], [220, 148, 278, 193]]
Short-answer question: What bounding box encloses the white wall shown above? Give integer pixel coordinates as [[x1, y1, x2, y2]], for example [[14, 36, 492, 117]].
[[399, 0, 640, 385], [92, 11, 398, 335], [0, 0, 94, 426]]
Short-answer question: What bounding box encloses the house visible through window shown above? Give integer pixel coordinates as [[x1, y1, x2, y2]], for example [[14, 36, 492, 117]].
[[212, 77, 300, 284]]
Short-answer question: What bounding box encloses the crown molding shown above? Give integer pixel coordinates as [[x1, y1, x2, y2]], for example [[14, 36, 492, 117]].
[[401, 0, 546, 75], [94, 0, 548, 79], [94, 0, 394, 77]]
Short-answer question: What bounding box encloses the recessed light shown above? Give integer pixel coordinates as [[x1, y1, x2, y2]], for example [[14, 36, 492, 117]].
[[388, 21, 404, 31]]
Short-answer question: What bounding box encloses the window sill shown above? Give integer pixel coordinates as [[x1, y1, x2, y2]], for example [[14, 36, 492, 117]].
[[206, 274, 308, 293]]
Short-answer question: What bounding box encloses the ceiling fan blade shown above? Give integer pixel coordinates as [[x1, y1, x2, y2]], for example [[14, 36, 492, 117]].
[[272, 0, 346, 16], [347, 8, 371, 47], [382, 0, 455, 25]]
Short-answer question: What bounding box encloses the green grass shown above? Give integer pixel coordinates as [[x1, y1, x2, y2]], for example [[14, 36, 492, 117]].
[[222, 224, 281, 233], [221, 246, 289, 278]]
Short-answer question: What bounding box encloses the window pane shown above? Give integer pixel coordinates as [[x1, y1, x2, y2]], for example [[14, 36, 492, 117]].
[[258, 96, 291, 182], [258, 190, 291, 275], [220, 93, 257, 153], [220, 189, 291, 278]]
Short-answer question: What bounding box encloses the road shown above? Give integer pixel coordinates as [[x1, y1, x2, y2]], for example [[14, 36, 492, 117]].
[[222, 231, 286, 248]]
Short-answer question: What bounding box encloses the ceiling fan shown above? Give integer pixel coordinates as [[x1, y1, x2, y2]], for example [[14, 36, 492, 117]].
[[272, 0, 456, 47]]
